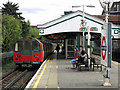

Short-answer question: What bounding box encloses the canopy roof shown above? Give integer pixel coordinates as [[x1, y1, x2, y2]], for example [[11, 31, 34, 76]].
[[37, 10, 119, 38]]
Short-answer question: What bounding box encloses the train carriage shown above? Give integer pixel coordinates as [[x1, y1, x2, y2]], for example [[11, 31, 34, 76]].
[[13, 37, 56, 66]]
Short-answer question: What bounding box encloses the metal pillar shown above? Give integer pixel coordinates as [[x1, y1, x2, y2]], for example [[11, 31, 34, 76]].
[[65, 39, 67, 59], [88, 30, 91, 67], [83, 32, 85, 50], [103, 23, 112, 86], [82, 5, 85, 50], [107, 23, 112, 68], [103, 1, 111, 86], [80, 35, 83, 52], [72, 5, 95, 51], [77, 33, 80, 51]]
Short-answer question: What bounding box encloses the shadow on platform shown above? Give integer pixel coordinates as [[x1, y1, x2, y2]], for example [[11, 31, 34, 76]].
[[57, 53, 65, 59]]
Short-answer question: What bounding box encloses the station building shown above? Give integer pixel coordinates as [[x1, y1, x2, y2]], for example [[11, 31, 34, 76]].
[[37, 10, 120, 59]]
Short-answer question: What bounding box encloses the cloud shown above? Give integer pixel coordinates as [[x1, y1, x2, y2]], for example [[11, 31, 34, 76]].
[[1, 0, 114, 25], [20, 8, 46, 14]]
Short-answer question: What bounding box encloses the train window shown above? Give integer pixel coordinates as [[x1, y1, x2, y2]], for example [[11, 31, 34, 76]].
[[32, 41, 40, 52], [15, 41, 23, 51], [24, 41, 31, 50]]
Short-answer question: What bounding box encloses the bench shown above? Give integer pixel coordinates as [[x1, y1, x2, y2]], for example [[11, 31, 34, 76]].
[[90, 57, 102, 71], [77, 62, 89, 71], [75, 57, 102, 71], [75, 59, 89, 71]]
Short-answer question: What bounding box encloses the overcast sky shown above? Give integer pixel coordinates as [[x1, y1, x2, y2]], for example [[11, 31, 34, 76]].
[[0, 0, 119, 25]]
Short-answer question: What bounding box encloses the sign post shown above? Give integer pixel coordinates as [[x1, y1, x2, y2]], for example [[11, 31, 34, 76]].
[[100, 0, 112, 86], [80, 27, 86, 50], [87, 27, 91, 67], [101, 23, 112, 86], [101, 23, 107, 66]]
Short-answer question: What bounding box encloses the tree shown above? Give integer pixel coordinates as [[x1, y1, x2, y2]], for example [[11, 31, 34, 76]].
[[28, 27, 45, 41], [2, 1, 24, 20], [2, 14, 22, 52], [2, 1, 33, 38], [28, 27, 40, 38], [21, 20, 30, 37]]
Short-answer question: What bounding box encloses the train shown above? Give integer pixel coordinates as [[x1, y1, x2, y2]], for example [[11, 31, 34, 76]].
[[13, 37, 57, 67]]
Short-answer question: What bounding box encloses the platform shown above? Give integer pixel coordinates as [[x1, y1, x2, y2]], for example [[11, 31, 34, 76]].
[[25, 53, 119, 90]]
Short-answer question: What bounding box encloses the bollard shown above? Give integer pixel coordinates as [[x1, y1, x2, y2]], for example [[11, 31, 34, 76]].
[[103, 67, 111, 86]]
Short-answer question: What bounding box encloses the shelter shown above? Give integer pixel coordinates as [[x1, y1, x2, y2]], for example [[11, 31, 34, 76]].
[[38, 10, 120, 59]]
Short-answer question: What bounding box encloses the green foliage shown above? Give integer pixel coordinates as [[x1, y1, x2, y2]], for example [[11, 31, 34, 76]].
[[2, 1, 29, 38], [2, 61, 15, 72], [1, 1, 46, 52], [27, 27, 45, 41], [2, 1, 24, 20], [2, 14, 22, 52], [28, 27, 39, 38], [21, 20, 30, 37]]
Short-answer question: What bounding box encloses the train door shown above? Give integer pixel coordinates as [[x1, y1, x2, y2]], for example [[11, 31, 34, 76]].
[[23, 40, 32, 62], [65, 39, 75, 59]]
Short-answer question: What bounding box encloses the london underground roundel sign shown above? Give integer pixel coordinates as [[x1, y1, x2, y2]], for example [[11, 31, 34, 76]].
[[101, 36, 107, 60]]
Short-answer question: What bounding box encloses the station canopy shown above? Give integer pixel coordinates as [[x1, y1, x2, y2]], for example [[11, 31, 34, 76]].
[[37, 10, 120, 38]]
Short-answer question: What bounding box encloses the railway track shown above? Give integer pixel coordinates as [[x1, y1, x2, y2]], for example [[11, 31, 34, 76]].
[[3, 69, 28, 89], [1, 69, 27, 89], [1, 68, 37, 89], [2, 66, 19, 80]]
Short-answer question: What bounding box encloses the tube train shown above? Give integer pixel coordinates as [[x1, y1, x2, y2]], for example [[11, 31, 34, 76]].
[[13, 37, 56, 66]]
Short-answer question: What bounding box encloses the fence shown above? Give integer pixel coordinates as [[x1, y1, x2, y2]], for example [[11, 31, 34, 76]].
[[1, 51, 13, 66]]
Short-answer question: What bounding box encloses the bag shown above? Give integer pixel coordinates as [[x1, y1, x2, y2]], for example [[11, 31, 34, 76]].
[[78, 56, 84, 63]]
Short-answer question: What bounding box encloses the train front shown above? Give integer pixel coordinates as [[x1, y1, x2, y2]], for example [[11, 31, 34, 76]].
[[13, 38, 43, 66]]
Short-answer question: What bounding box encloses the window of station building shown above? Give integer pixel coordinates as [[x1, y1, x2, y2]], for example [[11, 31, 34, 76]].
[[68, 39, 74, 45], [117, 4, 120, 11], [32, 41, 40, 52], [15, 41, 23, 52], [68, 46, 74, 51], [114, 3, 120, 11]]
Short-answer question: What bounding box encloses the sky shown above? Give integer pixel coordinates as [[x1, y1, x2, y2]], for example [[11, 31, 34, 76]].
[[0, 0, 119, 25]]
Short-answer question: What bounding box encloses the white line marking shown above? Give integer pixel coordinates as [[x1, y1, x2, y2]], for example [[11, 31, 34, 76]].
[[57, 86, 60, 89]]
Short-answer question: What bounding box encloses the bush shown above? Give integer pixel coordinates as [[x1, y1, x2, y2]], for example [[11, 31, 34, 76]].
[[2, 14, 22, 52]]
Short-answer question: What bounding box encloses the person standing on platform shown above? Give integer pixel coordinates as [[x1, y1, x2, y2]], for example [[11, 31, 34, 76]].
[[56, 44, 60, 55], [71, 48, 80, 69]]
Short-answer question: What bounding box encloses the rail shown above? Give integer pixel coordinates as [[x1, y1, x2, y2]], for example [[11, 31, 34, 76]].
[[3, 69, 28, 89]]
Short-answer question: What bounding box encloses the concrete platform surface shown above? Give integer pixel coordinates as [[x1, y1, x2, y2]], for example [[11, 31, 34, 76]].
[[25, 53, 119, 90]]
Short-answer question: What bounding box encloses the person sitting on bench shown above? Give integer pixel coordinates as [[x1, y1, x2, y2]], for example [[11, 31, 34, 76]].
[[77, 50, 88, 68], [71, 48, 80, 69]]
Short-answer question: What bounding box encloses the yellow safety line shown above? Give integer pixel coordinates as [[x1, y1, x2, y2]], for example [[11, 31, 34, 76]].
[[32, 59, 50, 90], [112, 61, 120, 66]]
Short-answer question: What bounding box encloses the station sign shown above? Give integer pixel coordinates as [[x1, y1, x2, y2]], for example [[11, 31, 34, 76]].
[[101, 23, 112, 67], [39, 29, 44, 34], [114, 29, 118, 34], [101, 36, 107, 60], [101, 24, 108, 66], [80, 27, 86, 31], [90, 27, 98, 31]]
